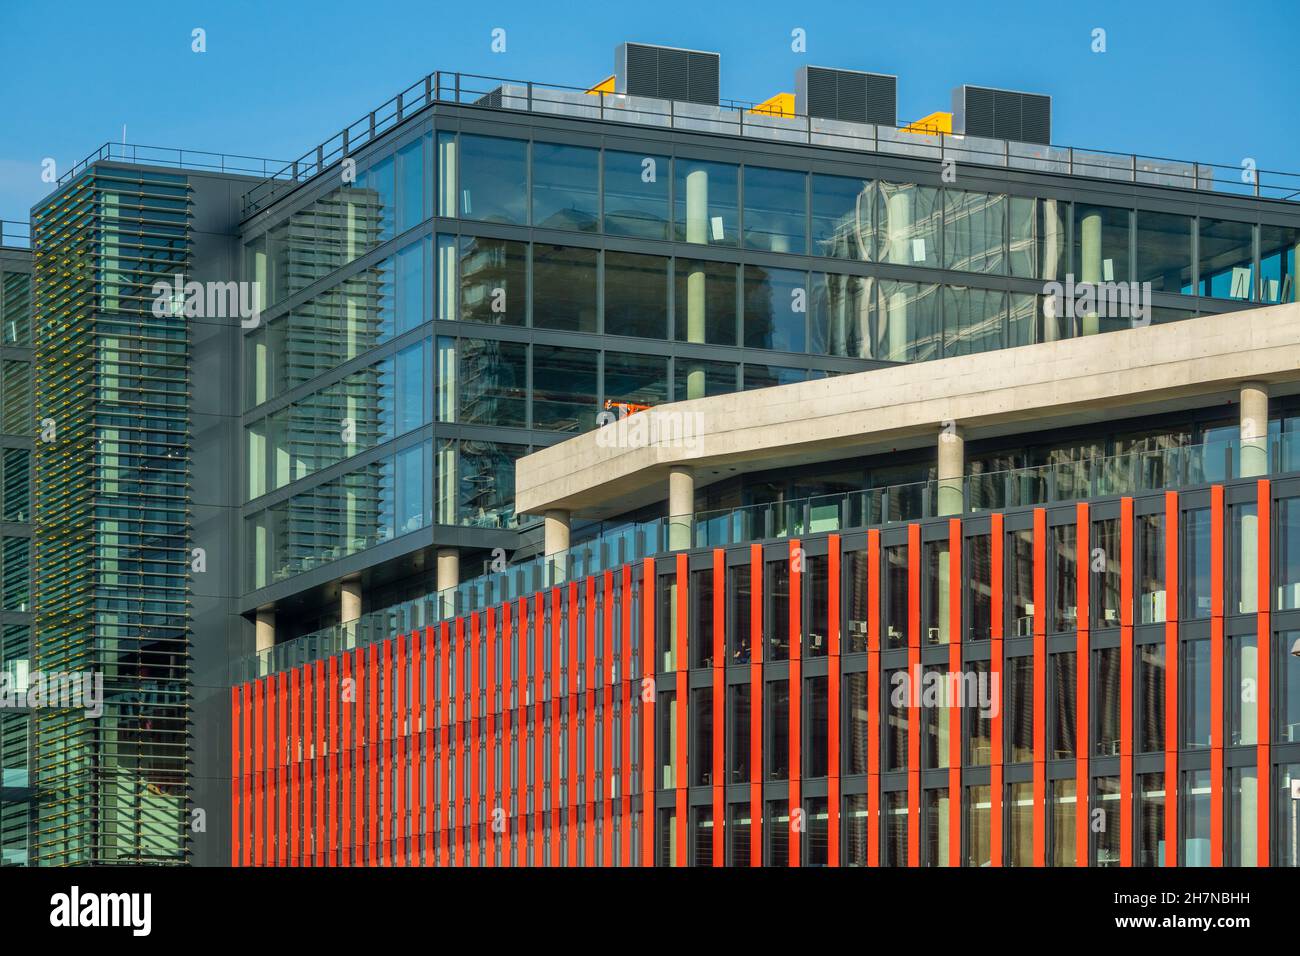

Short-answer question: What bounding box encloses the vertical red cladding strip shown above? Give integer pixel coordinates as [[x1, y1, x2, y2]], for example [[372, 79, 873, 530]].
[[603, 571, 615, 867], [1256, 480, 1271, 867], [620, 564, 633, 866], [907, 523, 921, 867], [301, 668, 312, 868], [424, 629, 435, 866], [567, 584, 579, 868], [866, 529, 881, 867], [231, 687, 241, 867], [486, 608, 497, 868], [410, 631, 421, 866], [948, 519, 962, 867], [827, 535, 841, 867], [278, 672, 288, 867], [290, 668, 301, 867], [789, 537, 802, 868], [439, 621, 450, 867], [502, 604, 514, 868], [749, 542, 763, 867], [534, 592, 545, 868], [1032, 507, 1047, 867], [1075, 504, 1090, 867], [254, 679, 264, 867], [243, 684, 253, 867], [553, 586, 565, 868], [267, 676, 277, 867], [1119, 498, 1134, 867], [585, 576, 597, 867], [354, 647, 365, 867], [469, 614, 480, 867], [368, 643, 379, 867], [457, 616, 469, 867], [328, 656, 339, 867], [395, 636, 406, 867], [989, 514, 1004, 867], [517, 599, 530, 868], [712, 548, 726, 867], [642, 557, 656, 867], [1210, 484, 1225, 866], [341, 656, 351, 867], [1164, 491, 1179, 867], [379, 642, 391, 866], [676, 553, 689, 868], [316, 659, 326, 868]]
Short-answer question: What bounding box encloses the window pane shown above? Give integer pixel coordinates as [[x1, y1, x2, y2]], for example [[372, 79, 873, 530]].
[[533, 245, 597, 332], [810, 273, 871, 357], [674, 159, 738, 246], [875, 281, 940, 362], [603, 150, 670, 239], [1260, 224, 1299, 304], [396, 135, 426, 234], [1138, 643, 1165, 753], [1183, 639, 1212, 749], [458, 134, 527, 224], [743, 166, 806, 253], [1074, 204, 1130, 283], [1135, 211, 1192, 294], [531, 142, 599, 232], [876, 183, 939, 267], [942, 286, 1005, 358], [1280, 499, 1300, 611], [674, 259, 736, 346], [675, 358, 736, 401], [1199, 218, 1254, 299], [604, 351, 668, 408], [1184, 508, 1212, 619], [743, 365, 806, 390], [811, 174, 872, 260], [1009, 196, 1066, 281], [532, 345, 596, 432], [943, 190, 1006, 274], [743, 266, 806, 353], [604, 252, 668, 339], [458, 338, 527, 429], [459, 236, 526, 326]]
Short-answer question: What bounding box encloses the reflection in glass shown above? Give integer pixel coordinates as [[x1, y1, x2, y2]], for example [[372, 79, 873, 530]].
[[458, 134, 527, 224], [743, 166, 807, 253], [532, 245, 597, 332], [943, 190, 1006, 274], [674, 259, 737, 347], [810, 273, 871, 357], [531, 142, 599, 232], [1135, 211, 1192, 294], [1199, 218, 1254, 299], [674, 159, 738, 246], [743, 266, 806, 353], [605, 252, 668, 339], [604, 150, 670, 239], [811, 174, 872, 260]]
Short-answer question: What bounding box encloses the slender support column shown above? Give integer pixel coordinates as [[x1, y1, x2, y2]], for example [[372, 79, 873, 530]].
[[685, 168, 709, 399], [341, 577, 362, 647], [255, 608, 275, 655], [436, 548, 459, 618], [937, 425, 965, 517], [1080, 210, 1102, 337], [886, 190, 912, 361], [1240, 381, 1269, 478], [545, 509, 571, 584], [668, 465, 695, 551]]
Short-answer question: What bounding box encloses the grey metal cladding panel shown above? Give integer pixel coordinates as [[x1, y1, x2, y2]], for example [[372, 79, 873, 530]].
[[838, 72, 867, 124], [993, 89, 1021, 141], [686, 51, 720, 105], [1021, 93, 1051, 145], [964, 86, 996, 138], [866, 73, 896, 127], [805, 66, 841, 120], [624, 43, 660, 98], [656, 48, 691, 102]]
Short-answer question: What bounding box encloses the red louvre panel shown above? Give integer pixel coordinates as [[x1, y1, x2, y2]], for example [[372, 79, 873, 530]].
[[288, 672, 299, 868], [603, 571, 615, 867], [676, 553, 688, 868], [231, 687, 241, 867], [749, 543, 762, 867], [1164, 491, 1179, 867], [1210, 485, 1225, 866], [947, 519, 962, 867], [866, 529, 881, 867], [254, 679, 263, 867], [1119, 498, 1134, 866], [244, 684, 253, 868], [379, 641, 391, 866], [469, 614, 480, 867], [1032, 508, 1047, 867], [267, 676, 277, 867], [369, 643, 379, 867], [301, 668, 311, 868], [907, 523, 921, 867], [643, 557, 656, 867], [411, 631, 422, 866], [503, 604, 515, 868], [424, 629, 435, 866], [828, 535, 841, 867], [585, 576, 597, 867], [341, 655, 351, 867], [1075, 504, 1090, 866], [278, 672, 288, 867], [354, 647, 366, 867], [989, 514, 1004, 866], [620, 564, 633, 867], [328, 655, 338, 867], [486, 608, 497, 868], [553, 586, 564, 868], [789, 538, 802, 868], [457, 616, 468, 867], [316, 659, 326, 868], [439, 621, 450, 867], [534, 592, 545, 868], [712, 548, 726, 867], [397, 634, 408, 866], [567, 584, 579, 868], [1256, 481, 1272, 867], [516, 599, 529, 868]]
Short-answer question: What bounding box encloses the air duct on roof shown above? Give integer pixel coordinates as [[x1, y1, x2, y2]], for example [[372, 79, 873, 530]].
[[615, 42, 720, 106], [952, 85, 1051, 145], [795, 66, 897, 127]]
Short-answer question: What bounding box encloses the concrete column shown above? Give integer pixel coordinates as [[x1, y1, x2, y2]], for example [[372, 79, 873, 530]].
[[545, 509, 571, 583], [685, 168, 709, 399], [341, 576, 362, 625], [937, 425, 965, 516], [1240, 381, 1269, 478], [668, 465, 695, 551], [1080, 210, 1102, 337], [255, 608, 275, 654], [436, 547, 459, 619]]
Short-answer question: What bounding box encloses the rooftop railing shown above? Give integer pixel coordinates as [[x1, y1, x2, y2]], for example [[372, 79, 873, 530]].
[[53, 142, 291, 191], [238, 433, 1300, 680], [0, 220, 30, 249], [239, 67, 1300, 217]]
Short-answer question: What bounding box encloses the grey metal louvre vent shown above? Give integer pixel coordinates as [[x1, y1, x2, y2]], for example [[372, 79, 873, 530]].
[[615, 42, 720, 105], [796, 66, 897, 127], [952, 85, 1051, 145]]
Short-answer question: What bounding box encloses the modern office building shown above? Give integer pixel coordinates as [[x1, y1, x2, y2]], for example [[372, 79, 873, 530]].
[[11, 42, 1300, 866]]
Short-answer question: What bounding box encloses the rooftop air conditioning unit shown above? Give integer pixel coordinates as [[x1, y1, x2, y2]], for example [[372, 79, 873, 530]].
[[615, 42, 720, 106], [795, 66, 897, 127], [952, 85, 1052, 145]]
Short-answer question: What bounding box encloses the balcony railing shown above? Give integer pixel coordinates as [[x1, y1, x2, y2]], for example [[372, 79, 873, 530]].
[[0, 220, 30, 249], [238, 433, 1300, 681], [53, 142, 290, 190], [239, 67, 1300, 217]]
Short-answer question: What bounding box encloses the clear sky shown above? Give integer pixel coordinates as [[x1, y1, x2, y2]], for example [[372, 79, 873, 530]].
[[1, 0, 1298, 223]]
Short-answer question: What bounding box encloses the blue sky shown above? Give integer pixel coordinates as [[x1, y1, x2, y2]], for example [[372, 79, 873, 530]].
[[1, 0, 1297, 223]]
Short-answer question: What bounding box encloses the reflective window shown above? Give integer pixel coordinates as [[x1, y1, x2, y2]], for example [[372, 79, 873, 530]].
[[875, 280, 940, 362], [457, 439, 527, 529], [811, 174, 872, 260], [1278, 631, 1300, 743], [1228, 767, 1258, 866], [1183, 769, 1212, 866], [1050, 779, 1077, 866], [1198, 218, 1254, 299], [604, 150, 670, 240], [458, 236, 526, 326], [1138, 511, 1167, 623], [532, 344, 596, 432], [1050, 652, 1077, 758], [942, 286, 1005, 357], [1052, 523, 1078, 633], [604, 252, 668, 339], [673, 259, 737, 346], [604, 351, 669, 408], [1007, 654, 1033, 762], [875, 183, 939, 268], [1009, 196, 1067, 280], [396, 135, 428, 234], [1183, 507, 1212, 619], [1137, 772, 1165, 867], [674, 159, 738, 246], [810, 273, 870, 358], [532, 245, 597, 332], [1096, 647, 1121, 755], [943, 190, 1006, 274], [1260, 224, 1299, 304], [1, 272, 30, 345], [846, 672, 869, 773], [1280, 498, 1300, 610], [395, 240, 425, 334], [743, 166, 807, 253], [1183, 638, 1212, 749], [1135, 211, 1192, 294], [531, 142, 599, 232], [675, 358, 736, 400], [743, 266, 806, 353], [743, 365, 805, 391], [727, 683, 750, 781], [456, 338, 527, 429], [458, 134, 527, 224], [1138, 643, 1165, 753], [1073, 204, 1130, 283]]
